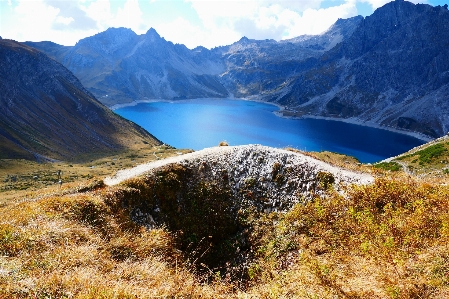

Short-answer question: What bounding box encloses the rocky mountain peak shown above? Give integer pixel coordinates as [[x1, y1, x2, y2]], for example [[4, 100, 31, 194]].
[[73, 27, 138, 57], [232, 36, 259, 48], [282, 15, 362, 52], [324, 15, 363, 37], [192, 45, 208, 53], [332, 1, 433, 61], [145, 27, 162, 42], [102, 27, 137, 42], [103, 27, 135, 36]]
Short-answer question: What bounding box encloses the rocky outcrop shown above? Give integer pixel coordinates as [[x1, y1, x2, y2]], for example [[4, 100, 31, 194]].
[[105, 145, 373, 212], [0, 39, 161, 160]]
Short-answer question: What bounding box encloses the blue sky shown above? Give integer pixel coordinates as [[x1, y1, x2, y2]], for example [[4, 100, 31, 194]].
[[0, 0, 446, 49]]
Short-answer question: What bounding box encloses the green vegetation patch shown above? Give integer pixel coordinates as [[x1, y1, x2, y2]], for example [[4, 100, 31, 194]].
[[374, 161, 401, 172], [316, 171, 335, 190], [415, 143, 449, 164], [397, 142, 449, 165]]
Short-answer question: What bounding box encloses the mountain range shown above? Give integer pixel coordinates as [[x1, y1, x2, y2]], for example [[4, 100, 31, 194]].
[[22, 0, 449, 139], [24, 13, 362, 107], [0, 39, 161, 161]]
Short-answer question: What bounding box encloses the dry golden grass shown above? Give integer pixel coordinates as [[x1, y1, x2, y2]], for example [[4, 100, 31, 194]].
[[243, 173, 449, 298], [1, 146, 449, 298], [0, 144, 192, 205], [0, 186, 236, 298], [285, 147, 371, 173]]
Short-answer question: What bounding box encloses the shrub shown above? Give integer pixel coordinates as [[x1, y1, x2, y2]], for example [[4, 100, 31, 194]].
[[45, 194, 111, 236], [374, 161, 401, 171], [254, 175, 449, 297], [316, 171, 335, 190], [414, 143, 448, 164]]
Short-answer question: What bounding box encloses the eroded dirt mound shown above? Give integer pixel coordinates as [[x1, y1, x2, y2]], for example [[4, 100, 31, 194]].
[[103, 145, 373, 284]]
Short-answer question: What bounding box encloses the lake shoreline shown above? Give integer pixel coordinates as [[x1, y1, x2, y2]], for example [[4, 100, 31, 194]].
[[110, 97, 284, 111], [243, 96, 434, 143], [110, 97, 433, 144], [110, 99, 172, 110], [274, 112, 433, 143]]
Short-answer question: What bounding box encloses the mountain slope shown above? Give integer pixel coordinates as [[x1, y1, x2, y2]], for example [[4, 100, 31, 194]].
[[0, 39, 161, 161], [215, 16, 363, 98], [267, 0, 449, 138]]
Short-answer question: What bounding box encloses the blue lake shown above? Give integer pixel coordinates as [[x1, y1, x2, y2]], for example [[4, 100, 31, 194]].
[[115, 98, 426, 163]]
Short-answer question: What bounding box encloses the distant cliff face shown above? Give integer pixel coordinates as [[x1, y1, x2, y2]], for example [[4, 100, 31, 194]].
[[27, 28, 229, 106], [25, 0, 449, 138], [215, 16, 363, 99], [0, 40, 161, 161], [266, 0, 449, 138]]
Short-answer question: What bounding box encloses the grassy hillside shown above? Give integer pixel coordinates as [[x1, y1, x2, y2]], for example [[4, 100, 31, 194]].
[[1, 144, 449, 298], [0, 39, 162, 161], [0, 144, 190, 204], [375, 135, 449, 178]]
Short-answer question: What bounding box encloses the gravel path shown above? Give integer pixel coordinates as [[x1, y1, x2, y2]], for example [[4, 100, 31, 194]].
[[104, 145, 373, 186]]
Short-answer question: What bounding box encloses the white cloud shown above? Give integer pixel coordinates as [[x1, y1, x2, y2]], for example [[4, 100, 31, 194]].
[[187, 0, 258, 22], [157, 17, 202, 47], [9, 0, 60, 41], [55, 16, 74, 26], [0, 0, 148, 45], [81, 0, 113, 24], [285, 1, 358, 38], [184, 0, 358, 45], [363, 0, 423, 10], [361, 0, 391, 9], [157, 16, 240, 49], [0, 0, 12, 6], [82, 0, 113, 28], [0, 0, 94, 44], [0, 0, 420, 48], [45, 0, 97, 30], [82, 0, 149, 34], [112, 0, 145, 33], [259, 0, 323, 12]]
